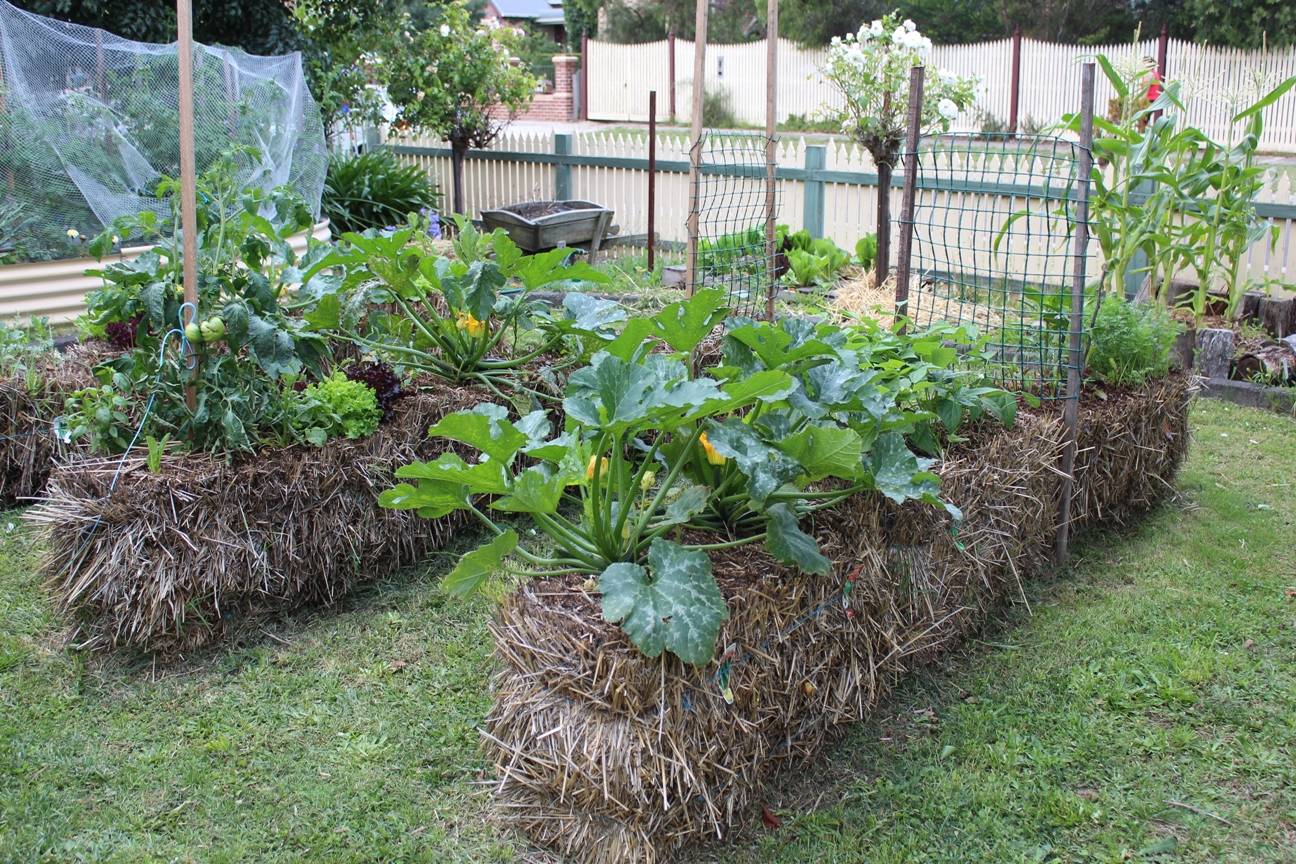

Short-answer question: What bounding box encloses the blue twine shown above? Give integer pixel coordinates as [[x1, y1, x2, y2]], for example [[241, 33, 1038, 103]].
[[59, 303, 197, 577], [105, 302, 195, 491]]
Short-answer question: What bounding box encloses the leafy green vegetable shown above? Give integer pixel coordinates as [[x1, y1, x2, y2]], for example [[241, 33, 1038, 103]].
[[599, 538, 728, 665], [1086, 294, 1181, 387], [287, 371, 382, 442], [384, 293, 1020, 664]]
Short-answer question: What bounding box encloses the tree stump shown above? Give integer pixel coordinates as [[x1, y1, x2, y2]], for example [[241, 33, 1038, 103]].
[[1236, 291, 1265, 323], [1171, 327, 1195, 371], [1195, 327, 1235, 379], [1261, 291, 1296, 339], [1234, 341, 1296, 384]]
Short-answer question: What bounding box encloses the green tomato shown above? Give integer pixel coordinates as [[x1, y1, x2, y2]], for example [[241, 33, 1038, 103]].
[[184, 321, 202, 344], [203, 316, 226, 340]]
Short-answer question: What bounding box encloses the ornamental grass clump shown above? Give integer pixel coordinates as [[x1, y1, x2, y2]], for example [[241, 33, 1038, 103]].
[[383, 290, 1018, 665]]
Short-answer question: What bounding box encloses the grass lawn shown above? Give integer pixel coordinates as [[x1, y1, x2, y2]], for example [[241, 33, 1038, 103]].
[[2, 398, 1293, 863]]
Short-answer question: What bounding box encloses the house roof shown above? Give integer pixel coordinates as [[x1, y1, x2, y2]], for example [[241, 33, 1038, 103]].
[[490, 0, 565, 23]]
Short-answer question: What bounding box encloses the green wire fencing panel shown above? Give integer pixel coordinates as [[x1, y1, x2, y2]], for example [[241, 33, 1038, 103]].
[[902, 132, 1088, 399], [691, 132, 778, 320]]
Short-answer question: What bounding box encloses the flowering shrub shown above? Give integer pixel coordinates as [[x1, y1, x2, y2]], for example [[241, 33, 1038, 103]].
[[821, 14, 978, 163]]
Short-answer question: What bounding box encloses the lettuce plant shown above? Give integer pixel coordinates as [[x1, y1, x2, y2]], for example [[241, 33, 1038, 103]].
[[382, 291, 1018, 665]]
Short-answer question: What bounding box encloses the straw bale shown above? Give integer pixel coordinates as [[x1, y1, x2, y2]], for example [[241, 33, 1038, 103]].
[[26, 381, 489, 654], [0, 342, 106, 505], [485, 376, 1195, 863]]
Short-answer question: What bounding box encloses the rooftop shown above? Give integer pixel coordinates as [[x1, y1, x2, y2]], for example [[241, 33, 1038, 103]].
[[489, 0, 565, 23]]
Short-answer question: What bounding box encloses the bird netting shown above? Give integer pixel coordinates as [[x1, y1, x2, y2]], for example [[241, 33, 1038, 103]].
[[690, 132, 778, 320], [900, 131, 1089, 398], [0, 0, 326, 263]]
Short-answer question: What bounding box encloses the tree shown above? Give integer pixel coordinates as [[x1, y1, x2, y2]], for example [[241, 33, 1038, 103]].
[[820, 14, 977, 286], [292, 0, 404, 138], [778, 0, 1004, 46], [381, 1, 536, 214], [994, 0, 1137, 44], [1181, 0, 1296, 47], [13, 0, 299, 55]]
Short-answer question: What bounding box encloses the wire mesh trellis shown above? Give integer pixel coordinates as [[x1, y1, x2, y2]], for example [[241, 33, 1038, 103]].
[[901, 131, 1090, 398], [689, 131, 779, 320]]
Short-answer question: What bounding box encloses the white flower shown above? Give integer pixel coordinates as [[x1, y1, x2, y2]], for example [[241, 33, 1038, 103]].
[[903, 19, 917, 32], [439, 23, 450, 37], [938, 98, 960, 120], [66, 228, 79, 239]]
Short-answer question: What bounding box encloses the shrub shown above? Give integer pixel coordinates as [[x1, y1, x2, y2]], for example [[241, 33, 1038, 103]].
[[781, 113, 837, 134], [702, 87, 738, 129], [322, 149, 439, 236], [1086, 295, 1181, 387]]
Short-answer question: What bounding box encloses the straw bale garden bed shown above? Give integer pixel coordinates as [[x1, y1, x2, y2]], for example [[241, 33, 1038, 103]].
[[22, 172, 610, 656], [477, 368, 1193, 864]]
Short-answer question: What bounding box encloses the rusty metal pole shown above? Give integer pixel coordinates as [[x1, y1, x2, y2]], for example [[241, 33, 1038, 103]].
[[1009, 26, 1022, 136], [684, 0, 709, 296], [1055, 61, 1095, 563], [894, 65, 924, 335], [763, 0, 778, 321], [648, 90, 657, 271], [1156, 22, 1169, 79], [177, 0, 199, 409]]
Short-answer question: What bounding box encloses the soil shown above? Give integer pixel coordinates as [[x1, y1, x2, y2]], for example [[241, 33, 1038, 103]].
[[504, 201, 589, 220]]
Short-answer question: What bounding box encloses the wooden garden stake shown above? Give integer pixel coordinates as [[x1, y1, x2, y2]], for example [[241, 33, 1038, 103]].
[[684, 0, 709, 296], [177, 0, 200, 408], [763, 0, 778, 322], [1055, 61, 1096, 562], [648, 90, 657, 271], [894, 64, 924, 334]]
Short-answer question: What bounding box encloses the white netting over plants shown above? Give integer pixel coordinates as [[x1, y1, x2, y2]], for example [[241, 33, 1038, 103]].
[[0, 0, 326, 263]]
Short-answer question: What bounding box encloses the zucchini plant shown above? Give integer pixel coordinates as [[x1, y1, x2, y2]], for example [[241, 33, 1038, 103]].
[[382, 291, 1018, 665], [319, 219, 610, 402]]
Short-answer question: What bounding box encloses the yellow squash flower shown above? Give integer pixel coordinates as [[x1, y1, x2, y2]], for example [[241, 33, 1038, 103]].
[[585, 454, 609, 480], [456, 311, 486, 338], [699, 431, 726, 466]]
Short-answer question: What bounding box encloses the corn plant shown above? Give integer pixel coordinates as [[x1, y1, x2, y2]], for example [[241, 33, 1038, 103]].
[[1069, 56, 1293, 320]]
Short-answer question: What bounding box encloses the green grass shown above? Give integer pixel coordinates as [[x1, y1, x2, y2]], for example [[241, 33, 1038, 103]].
[[1, 398, 1293, 863], [715, 399, 1296, 863]]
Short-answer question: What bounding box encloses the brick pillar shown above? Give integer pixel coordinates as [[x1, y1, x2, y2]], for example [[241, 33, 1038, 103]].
[[552, 54, 579, 121]]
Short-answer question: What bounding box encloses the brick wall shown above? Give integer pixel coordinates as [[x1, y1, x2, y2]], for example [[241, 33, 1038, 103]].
[[495, 54, 577, 123]]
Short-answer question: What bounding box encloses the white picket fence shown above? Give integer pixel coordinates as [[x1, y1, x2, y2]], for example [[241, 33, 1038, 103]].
[[585, 36, 1296, 150], [390, 128, 1296, 288]]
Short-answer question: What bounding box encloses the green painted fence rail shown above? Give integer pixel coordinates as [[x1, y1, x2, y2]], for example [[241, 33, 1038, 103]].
[[386, 135, 1296, 227]]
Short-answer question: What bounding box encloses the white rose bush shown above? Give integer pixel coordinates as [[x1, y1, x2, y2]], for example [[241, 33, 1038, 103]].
[[821, 14, 977, 283]]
